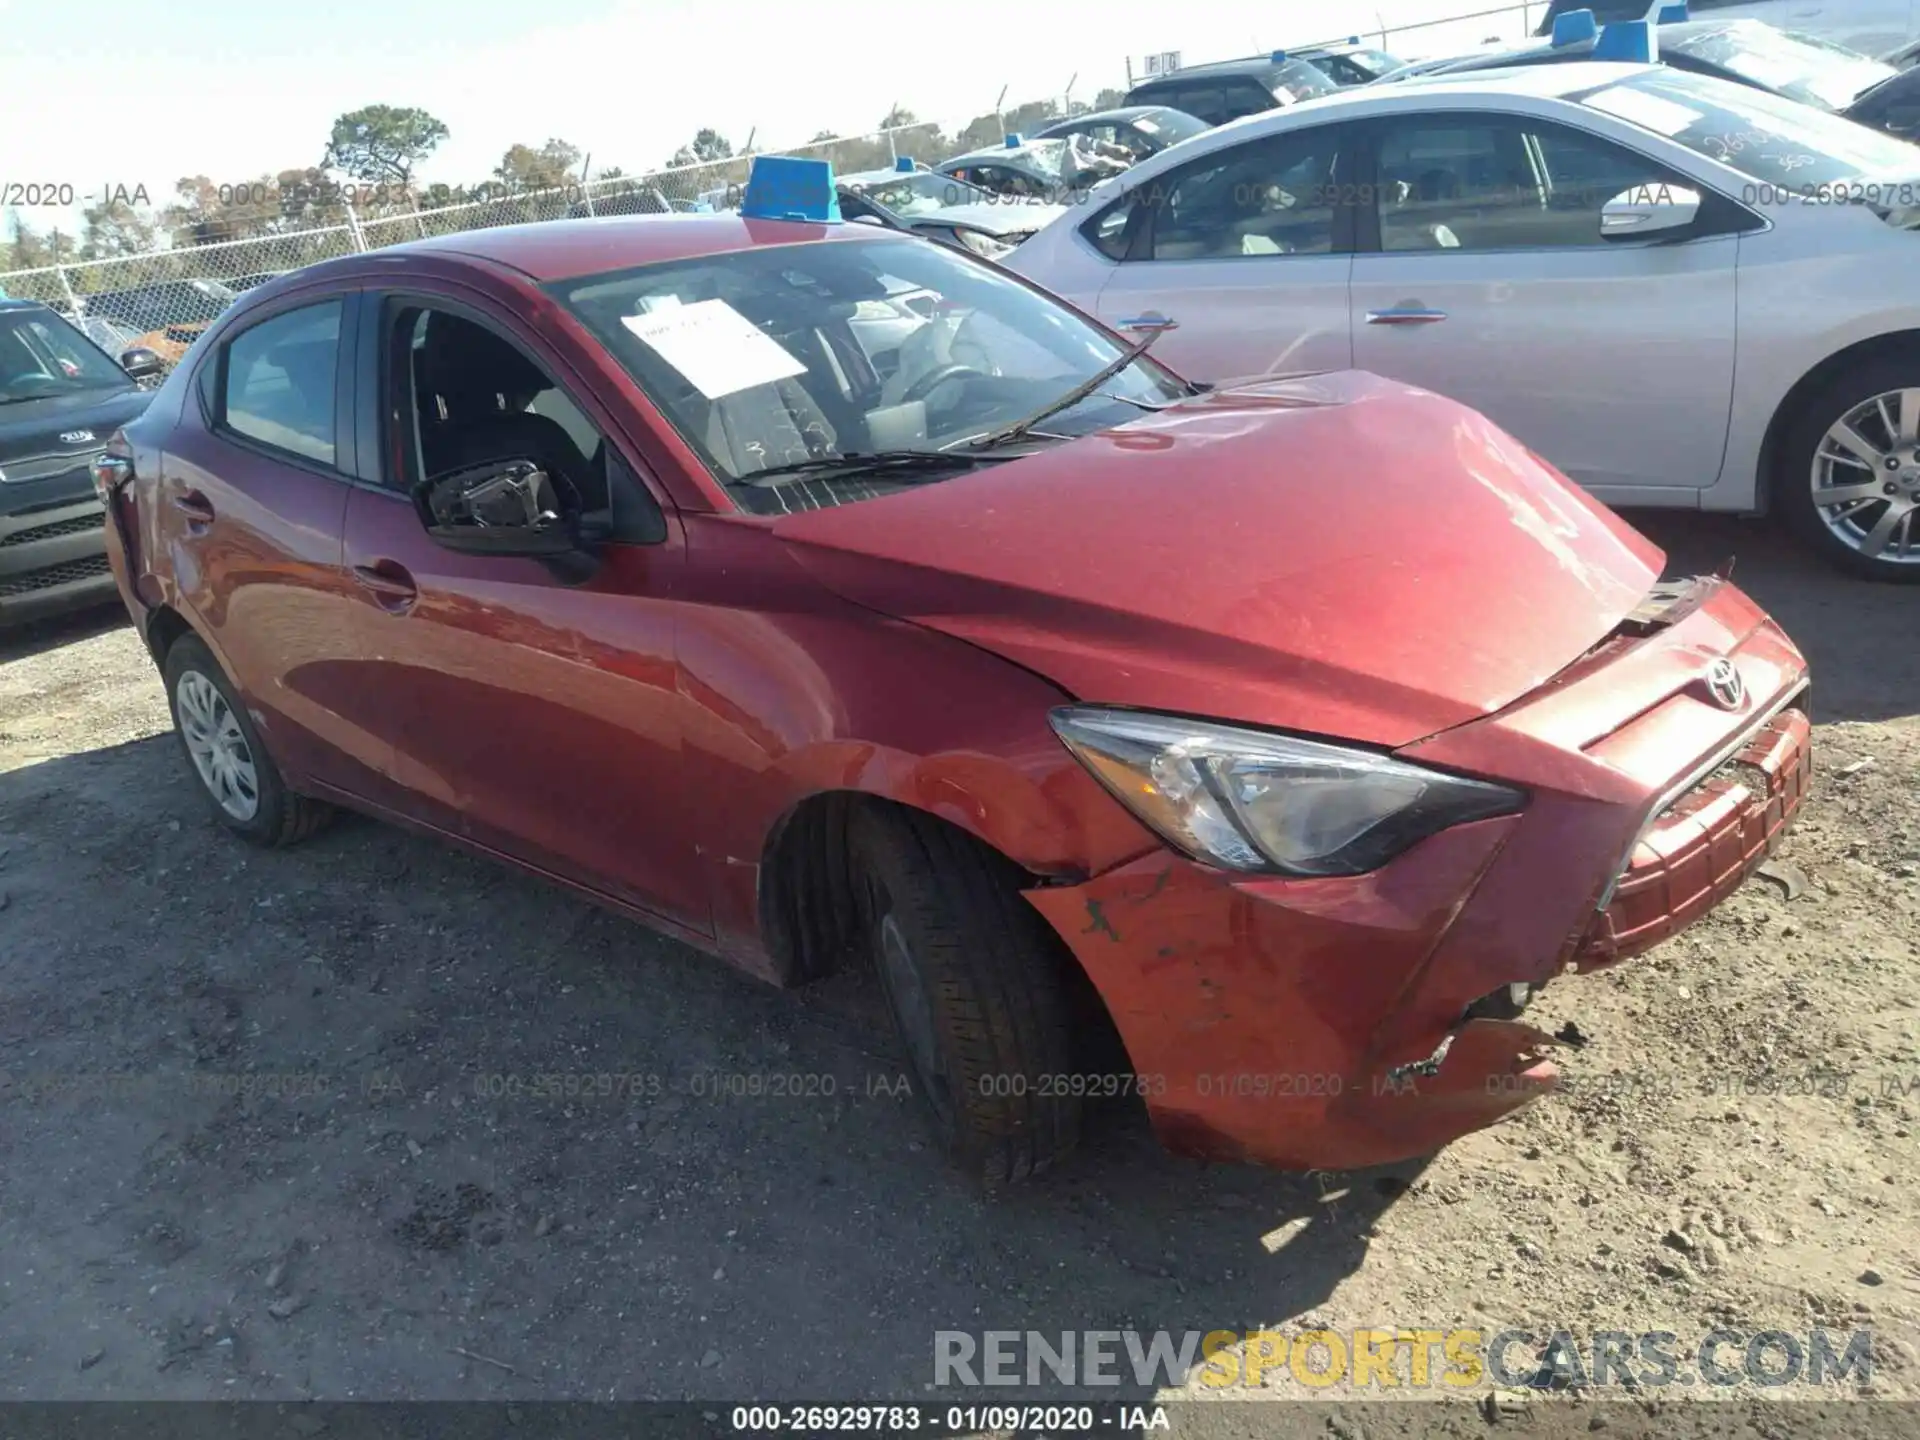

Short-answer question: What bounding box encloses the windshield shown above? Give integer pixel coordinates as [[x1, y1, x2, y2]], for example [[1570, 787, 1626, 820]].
[[843, 171, 994, 215], [1272, 59, 1341, 102], [1579, 67, 1920, 186], [552, 235, 1186, 513], [0, 308, 133, 402], [1134, 108, 1210, 146], [1670, 21, 1897, 110], [1006, 139, 1072, 181], [1300, 48, 1400, 84]]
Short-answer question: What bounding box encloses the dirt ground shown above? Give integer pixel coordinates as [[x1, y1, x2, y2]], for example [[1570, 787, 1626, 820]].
[[1, 510, 1916, 1432]]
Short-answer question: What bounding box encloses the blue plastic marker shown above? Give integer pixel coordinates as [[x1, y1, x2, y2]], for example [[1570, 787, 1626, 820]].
[[1593, 17, 1656, 60], [740, 156, 842, 222], [1550, 8, 1599, 46]]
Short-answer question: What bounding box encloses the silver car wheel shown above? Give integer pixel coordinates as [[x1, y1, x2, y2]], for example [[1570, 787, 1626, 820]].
[[175, 669, 260, 821], [1810, 387, 1920, 565]]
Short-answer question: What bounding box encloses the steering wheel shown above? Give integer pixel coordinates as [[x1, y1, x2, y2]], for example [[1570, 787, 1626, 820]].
[[898, 363, 986, 407]]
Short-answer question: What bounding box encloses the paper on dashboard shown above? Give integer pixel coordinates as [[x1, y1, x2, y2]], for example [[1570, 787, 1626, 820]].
[[621, 298, 807, 399]]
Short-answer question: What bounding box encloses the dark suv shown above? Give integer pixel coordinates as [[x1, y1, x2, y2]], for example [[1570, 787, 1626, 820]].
[[1, 301, 157, 624], [1123, 53, 1340, 127]]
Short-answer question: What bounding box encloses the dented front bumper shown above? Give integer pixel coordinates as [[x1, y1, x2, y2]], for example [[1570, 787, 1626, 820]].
[[1022, 581, 1810, 1171]]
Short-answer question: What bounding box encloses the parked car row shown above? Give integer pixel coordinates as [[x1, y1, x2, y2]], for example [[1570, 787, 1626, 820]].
[[0, 300, 165, 624], [1007, 45, 1920, 581], [1396, 9, 1920, 141], [16, 3, 1920, 634], [86, 157, 1814, 1185]]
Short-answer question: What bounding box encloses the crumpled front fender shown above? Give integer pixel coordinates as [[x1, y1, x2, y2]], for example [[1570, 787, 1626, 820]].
[[1021, 831, 1563, 1171]]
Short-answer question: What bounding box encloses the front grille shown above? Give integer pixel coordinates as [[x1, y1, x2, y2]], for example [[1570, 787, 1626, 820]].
[[0, 553, 112, 598], [0, 512, 104, 548], [1576, 705, 1812, 966]]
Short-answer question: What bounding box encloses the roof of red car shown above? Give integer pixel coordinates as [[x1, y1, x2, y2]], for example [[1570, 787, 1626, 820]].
[[386, 214, 902, 282]]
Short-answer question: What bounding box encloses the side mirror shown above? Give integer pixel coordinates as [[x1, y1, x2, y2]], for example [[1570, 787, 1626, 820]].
[[1600, 183, 1702, 240], [120, 346, 164, 379], [413, 460, 586, 558]]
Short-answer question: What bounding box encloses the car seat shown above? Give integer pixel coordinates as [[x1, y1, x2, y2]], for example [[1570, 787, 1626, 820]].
[[418, 320, 598, 503]]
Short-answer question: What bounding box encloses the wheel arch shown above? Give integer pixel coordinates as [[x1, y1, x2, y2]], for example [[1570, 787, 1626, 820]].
[[141, 602, 197, 670], [1760, 328, 1920, 513], [755, 785, 1138, 1075]]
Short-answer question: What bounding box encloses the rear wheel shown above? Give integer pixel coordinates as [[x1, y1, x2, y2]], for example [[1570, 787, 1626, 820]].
[[849, 804, 1082, 1185], [1777, 359, 1920, 582], [163, 634, 332, 846]]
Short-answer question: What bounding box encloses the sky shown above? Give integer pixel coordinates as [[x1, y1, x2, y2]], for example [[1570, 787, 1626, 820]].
[[0, 0, 1545, 233]]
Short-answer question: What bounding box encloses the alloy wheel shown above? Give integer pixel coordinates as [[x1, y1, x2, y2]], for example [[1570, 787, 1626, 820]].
[[1810, 387, 1920, 566], [175, 669, 260, 821]]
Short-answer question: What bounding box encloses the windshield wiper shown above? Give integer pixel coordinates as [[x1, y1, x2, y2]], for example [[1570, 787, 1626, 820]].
[[736, 449, 1005, 488], [947, 331, 1164, 452]]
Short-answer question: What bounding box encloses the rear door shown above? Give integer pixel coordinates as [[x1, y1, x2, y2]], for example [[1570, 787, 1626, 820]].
[[1090, 122, 1357, 381], [157, 288, 396, 799], [1347, 109, 1740, 496]]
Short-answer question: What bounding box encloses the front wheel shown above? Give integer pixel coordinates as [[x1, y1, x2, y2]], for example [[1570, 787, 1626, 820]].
[[849, 804, 1083, 1185], [1776, 360, 1920, 582]]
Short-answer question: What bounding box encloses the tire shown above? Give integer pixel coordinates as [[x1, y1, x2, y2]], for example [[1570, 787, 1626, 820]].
[[162, 633, 332, 846], [1775, 356, 1920, 582], [849, 804, 1083, 1185]]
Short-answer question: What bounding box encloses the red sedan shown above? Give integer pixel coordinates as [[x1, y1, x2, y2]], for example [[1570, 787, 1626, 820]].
[[92, 171, 1811, 1183]]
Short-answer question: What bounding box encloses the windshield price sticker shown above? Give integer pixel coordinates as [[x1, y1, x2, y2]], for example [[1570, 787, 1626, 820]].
[[620, 298, 806, 399]]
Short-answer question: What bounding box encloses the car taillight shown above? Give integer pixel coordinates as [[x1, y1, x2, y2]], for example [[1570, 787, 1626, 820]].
[[90, 433, 135, 504]]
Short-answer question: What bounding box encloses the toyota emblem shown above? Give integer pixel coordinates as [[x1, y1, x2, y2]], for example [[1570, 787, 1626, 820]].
[[1705, 658, 1746, 711]]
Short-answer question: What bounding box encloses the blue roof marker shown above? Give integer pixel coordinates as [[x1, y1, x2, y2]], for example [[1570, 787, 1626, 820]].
[[740, 156, 841, 223], [1550, 8, 1599, 46], [1593, 17, 1656, 60]]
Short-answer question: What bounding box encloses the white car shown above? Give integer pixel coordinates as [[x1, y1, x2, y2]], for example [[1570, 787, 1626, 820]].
[[1007, 60, 1920, 580], [1535, 0, 1920, 59], [837, 167, 1069, 246]]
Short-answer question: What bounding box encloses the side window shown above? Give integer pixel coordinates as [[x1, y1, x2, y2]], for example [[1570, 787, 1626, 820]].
[[1081, 193, 1138, 259], [389, 305, 665, 542], [1374, 116, 1678, 252], [221, 301, 342, 465], [1222, 80, 1281, 119], [1148, 130, 1342, 260], [1165, 86, 1229, 126]]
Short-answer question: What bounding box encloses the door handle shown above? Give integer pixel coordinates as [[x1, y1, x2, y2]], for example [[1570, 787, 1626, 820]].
[[1117, 314, 1179, 332], [171, 491, 215, 523], [1365, 308, 1449, 325], [351, 561, 419, 613]]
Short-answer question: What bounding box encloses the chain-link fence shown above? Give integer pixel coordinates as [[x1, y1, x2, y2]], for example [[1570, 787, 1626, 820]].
[[0, 121, 947, 376]]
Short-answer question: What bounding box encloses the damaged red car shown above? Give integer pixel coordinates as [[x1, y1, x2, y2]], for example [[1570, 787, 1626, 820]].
[[93, 179, 1811, 1184]]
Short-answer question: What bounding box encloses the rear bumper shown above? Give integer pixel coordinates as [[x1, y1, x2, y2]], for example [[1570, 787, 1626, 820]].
[[0, 496, 115, 626], [1023, 578, 1811, 1171]]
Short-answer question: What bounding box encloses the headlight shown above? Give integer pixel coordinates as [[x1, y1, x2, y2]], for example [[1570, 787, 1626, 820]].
[[1050, 707, 1525, 877]]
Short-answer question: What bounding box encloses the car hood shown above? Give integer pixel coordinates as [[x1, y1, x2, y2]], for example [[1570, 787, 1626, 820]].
[[0, 386, 150, 460], [773, 372, 1665, 748], [929, 200, 1070, 238]]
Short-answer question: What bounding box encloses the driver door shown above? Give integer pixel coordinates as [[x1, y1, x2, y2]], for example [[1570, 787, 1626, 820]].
[[336, 287, 708, 933]]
